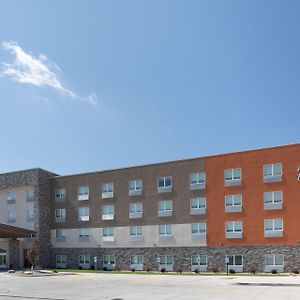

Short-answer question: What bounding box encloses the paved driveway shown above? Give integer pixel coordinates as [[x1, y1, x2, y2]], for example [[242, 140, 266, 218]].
[[0, 272, 300, 300]]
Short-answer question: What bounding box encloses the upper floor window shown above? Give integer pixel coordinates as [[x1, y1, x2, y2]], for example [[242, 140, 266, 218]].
[[190, 198, 206, 215], [157, 176, 172, 193], [7, 211, 16, 223], [159, 224, 172, 237], [78, 186, 89, 201], [78, 207, 90, 221], [264, 191, 282, 210], [225, 221, 242, 239], [225, 194, 242, 213], [79, 228, 90, 242], [190, 172, 206, 190], [224, 168, 242, 186], [102, 205, 115, 220], [264, 219, 283, 237], [26, 209, 34, 222], [129, 202, 143, 219], [7, 192, 16, 204], [130, 226, 143, 236], [26, 190, 34, 202], [102, 183, 114, 199], [263, 163, 282, 183], [103, 227, 114, 242], [191, 223, 206, 241], [55, 188, 66, 202], [55, 208, 66, 223], [158, 200, 173, 217], [129, 180, 142, 196], [55, 229, 66, 242]]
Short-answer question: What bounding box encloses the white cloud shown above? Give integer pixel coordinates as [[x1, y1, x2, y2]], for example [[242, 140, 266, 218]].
[[1, 41, 97, 106]]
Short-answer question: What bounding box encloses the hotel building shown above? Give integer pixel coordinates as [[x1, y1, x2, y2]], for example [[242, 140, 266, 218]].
[[1, 143, 300, 272]]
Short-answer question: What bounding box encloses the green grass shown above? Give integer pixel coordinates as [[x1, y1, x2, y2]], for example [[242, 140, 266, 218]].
[[47, 269, 288, 277]]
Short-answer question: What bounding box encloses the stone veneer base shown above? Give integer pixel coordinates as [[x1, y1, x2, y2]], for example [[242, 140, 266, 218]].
[[51, 245, 300, 273]]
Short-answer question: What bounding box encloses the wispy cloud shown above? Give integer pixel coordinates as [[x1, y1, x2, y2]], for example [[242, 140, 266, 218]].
[[1, 41, 97, 105]]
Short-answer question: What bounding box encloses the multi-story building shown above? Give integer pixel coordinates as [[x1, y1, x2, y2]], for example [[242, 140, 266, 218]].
[[1, 143, 300, 272]]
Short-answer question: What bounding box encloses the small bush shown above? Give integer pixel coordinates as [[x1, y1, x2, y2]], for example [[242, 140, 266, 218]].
[[194, 268, 199, 274], [90, 265, 95, 270], [103, 267, 107, 271], [176, 268, 183, 274], [78, 266, 82, 270], [53, 269, 58, 273], [160, 267, 166, 273], [146, 267, 151, 272], [229, 269, 236, 274], [131, 268, 136, 272], [271, 269, 278, 274], [249, 267, 257, 274], [293, 269, 299, 274], [212, 267, 219, 273]]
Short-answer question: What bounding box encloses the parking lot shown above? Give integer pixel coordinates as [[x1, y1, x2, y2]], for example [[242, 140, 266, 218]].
[[1, 272, 300, 300]]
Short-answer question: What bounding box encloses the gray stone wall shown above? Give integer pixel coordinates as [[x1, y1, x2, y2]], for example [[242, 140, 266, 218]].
[[8, 239, 20, 269], [51, 245, 300, 272]]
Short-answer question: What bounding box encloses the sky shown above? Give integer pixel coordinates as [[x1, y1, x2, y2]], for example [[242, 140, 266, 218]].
[[0, 0, 300, 175]]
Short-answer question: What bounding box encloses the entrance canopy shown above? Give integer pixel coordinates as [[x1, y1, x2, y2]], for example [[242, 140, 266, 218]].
[[0, 223, 35, 238]]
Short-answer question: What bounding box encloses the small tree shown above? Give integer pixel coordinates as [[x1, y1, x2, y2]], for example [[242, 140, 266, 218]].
[[27, 244, 38, 272]]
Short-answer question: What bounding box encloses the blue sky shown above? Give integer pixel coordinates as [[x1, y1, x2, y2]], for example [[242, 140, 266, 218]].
[[0, 0, 299, 175]]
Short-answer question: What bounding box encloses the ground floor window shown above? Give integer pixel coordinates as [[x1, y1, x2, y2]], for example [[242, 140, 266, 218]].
[[0, 250, 7, 268], [103, 255, 115, 265], [56, 255, 67, 268], [226, 255, 243, 266], [265, 254, 284, 266], [159, 255, 173, 265], [131, 255, 144, 265], [191, 255, 207, 266], [79, 255, 90, 268]]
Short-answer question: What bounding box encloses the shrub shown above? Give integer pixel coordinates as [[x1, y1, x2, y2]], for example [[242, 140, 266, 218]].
[[53, 269, 58, 273], [293, 269, 299, 274], [78, 266, 82, 270], [194, 268, 199, 274], [160, 267, 166, 273], [229, 269, 236, 274], [103, 267, 107, 271], [131, 268, 136, 272], [249, 267, 257, 274], [271, 269, 278, 274], [90, 265, 95, 270], [176, 268, 183, 274], [145, 267, 151, 272], [212, 267, 219, 273]]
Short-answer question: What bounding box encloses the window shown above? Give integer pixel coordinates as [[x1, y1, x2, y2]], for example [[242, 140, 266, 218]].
[[7, 211, 16, 223], [55, 229, 66, 242], [78, 207, 90, 221], [102, 205, 114, 220], [159, 255, 173, 265], [264, 191, 283, 210], [26, 190, 34, 202], [78, 186, 89, 201], [56, 255, 67, 268], [264, 163, 282, 183], [190, 172, 206, 190], [264, 219, 283, 237], [265, 254, 284, 266], [158, 200, 173, 217], [265, 254, 284, 272], [129, 180, 142, 196], [191, 255, 207, 266], [103, 227, 114, 241], [130, 226, 143, 236], [129, 202, 143, 219], [157, 176, 172, 193], [79, 255, 90, 268], [190, 198, 206, 215], [26, 209, 34, 222], [191, 223, 206, 240], [55, 208, 66, 223], [103, 254, 115, 265], [159, 224, 173, 240], [131, 255, 144, 265], [55, 188, 66, 202], [102, 183, 114, 199], [225, 221, 242, 238], [7, 192, 16, 204], [225, 195, 242, 213], [79, 228, 90, 242], [226, 255, 243, 271], [224, 168, 242, 186]]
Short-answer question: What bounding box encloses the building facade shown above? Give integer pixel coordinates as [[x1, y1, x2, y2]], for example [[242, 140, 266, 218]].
[[1, 143, 300, 272]]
